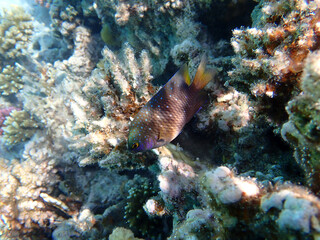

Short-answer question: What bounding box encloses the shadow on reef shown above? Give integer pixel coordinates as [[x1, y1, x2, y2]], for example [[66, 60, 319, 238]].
[[173, 116, 305, 185], [198, 0, 257, 41]]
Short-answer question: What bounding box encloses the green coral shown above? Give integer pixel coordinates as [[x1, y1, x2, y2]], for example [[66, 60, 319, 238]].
[[2, 110, 39, 145], [0, 64, 24, 95], [124, 176, 167, 238], [0, 6, 33, 60]]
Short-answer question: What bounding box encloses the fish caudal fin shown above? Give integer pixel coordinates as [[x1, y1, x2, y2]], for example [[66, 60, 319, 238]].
[[191, 55, 216, 91]]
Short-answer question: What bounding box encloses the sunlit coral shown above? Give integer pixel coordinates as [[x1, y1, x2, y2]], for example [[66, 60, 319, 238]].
[[229, 0, 320, 122], [2, 110, 39, 146], [0, 64, 24, 96], [0, 6, 33, 61]]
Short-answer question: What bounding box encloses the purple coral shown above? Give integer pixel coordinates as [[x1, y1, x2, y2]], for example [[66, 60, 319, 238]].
[[0, 107, 20, 135]]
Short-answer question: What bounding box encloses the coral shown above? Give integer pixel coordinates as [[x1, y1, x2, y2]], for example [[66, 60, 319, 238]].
[[261, 186, 320, 234], [124, 175, 167, 238], [202, 166, 260, 205], [109, 227, 143, 240], [196, 87, 253, 132], [0, 106, 19, 135], [229, 0, 320, 123], [70, 43, 157, 168], [0, 64, 24, 96], [0, 6, 33, 61], [281, 50, 320, 193], [64, 26, 99, 76], [2, 110, 39, 146], [199, 166, 320, 239], [157, 144, 198, 201], [0, 157, 68, 239], [52, 208, 98, 240], [168, 209, 217, 240]]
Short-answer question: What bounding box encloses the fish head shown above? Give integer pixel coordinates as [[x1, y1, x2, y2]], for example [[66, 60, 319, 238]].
[[127, 126, 156, 152]]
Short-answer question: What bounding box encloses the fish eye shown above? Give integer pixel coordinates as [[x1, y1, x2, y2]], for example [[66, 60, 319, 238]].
[[132, 142, 139, 149]]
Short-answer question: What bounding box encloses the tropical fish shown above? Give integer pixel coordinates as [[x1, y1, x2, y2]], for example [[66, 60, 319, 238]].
[[128, 56, 215, 152]]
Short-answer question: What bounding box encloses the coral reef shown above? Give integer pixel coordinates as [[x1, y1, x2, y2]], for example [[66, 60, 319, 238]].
[[0, 6, 33, 62], [0, 64, 24, 96], [2, 110, 39, 146], [229, 0, 320, 123], [2, 0, 320, 239], [281, 50, 320, 194], [109, 227, 143, 240], [0, 106, 19, 135], [196, 166, 320, 239], [0, 157, 66, 239]]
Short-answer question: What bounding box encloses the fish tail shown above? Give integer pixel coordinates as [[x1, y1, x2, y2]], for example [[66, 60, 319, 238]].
[[191, 55, 216, 91]]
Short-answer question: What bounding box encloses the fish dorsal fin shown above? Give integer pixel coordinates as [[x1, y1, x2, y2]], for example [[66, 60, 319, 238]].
[[181, 64, 191, 86], [191, 55, 216, 91], [165, 64, 191, 92]]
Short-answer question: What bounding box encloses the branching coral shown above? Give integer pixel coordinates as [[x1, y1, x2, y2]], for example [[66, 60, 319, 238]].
[[0, 6, 33, 61], [229, 0, 320, 123], [0, 64, 24, 96], [70, 43, 157, 168], [0, 106, 19, 135], [2, 110, 39, 146]]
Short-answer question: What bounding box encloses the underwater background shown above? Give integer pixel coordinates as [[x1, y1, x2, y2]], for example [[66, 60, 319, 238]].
[[1, 0, 320, 239]]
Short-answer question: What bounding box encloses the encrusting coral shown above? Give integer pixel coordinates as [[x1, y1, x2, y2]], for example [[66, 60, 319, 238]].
[[109, 227, 143, 240], [281, 50, 320, 194], [0, 157, 66, 239], [0, 6, 33, 61]]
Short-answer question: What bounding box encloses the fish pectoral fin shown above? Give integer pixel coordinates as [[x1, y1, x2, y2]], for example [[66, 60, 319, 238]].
[[157, 131, 165, 143]]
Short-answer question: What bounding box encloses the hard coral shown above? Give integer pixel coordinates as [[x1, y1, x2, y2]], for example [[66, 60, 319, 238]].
[[229, 0, 320, 123], [0, 6, 33, 61], [0, 64, 24, 96], [0, 157, 66, 239], [2, 110, 39, 146], [281, 50, 320, 194], [71, 43, 156, 168], [124, 175, 167, 238], [0, 106, 19, 135]]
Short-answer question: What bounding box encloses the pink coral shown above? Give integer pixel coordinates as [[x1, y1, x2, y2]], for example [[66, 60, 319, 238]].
[[0, 107, 19, 135]]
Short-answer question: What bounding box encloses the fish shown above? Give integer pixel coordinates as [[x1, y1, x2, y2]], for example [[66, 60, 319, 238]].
[[127, 56, 216, 152]]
